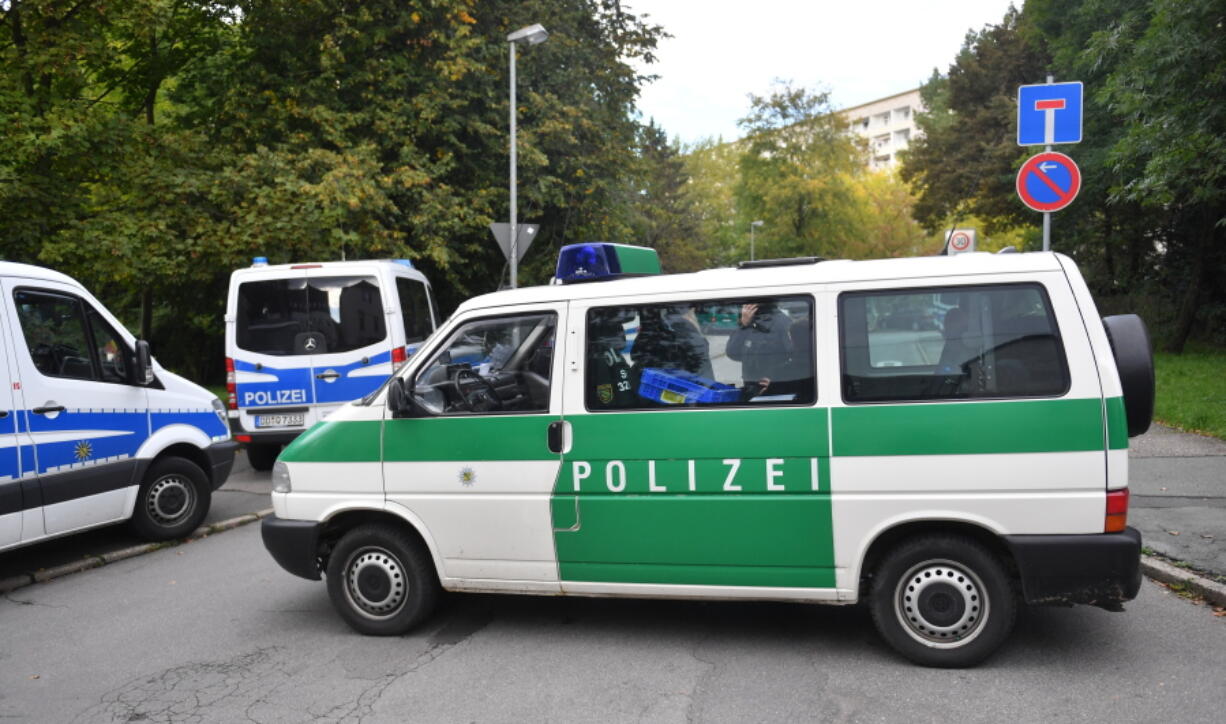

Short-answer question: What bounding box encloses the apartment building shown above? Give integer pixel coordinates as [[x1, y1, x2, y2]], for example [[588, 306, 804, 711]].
[[842, 88, 923, 170]]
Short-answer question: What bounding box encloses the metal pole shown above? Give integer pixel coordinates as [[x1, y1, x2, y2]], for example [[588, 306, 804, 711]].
[[509, 41, 518, 288], [750, 224, 755, 261], [1043, 74, 1053, 252]]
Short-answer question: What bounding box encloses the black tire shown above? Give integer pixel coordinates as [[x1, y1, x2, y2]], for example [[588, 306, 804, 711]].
[[326, 524, 440, 636], [1102, 314, 1155, 437], [869, 535, 1017, 668], [128, 457, 211, 542], [246, 443, 281, 472]]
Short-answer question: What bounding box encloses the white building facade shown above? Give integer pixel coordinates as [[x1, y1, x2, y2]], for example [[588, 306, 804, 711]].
[[842, 88, 923, 170]]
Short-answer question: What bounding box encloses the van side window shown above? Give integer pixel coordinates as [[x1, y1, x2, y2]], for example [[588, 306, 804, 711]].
[[840, 283, 1070, 403], [412, 313, 556, 415], [13, 290, 97, 381], [396, 278, 432, 344], [585, 296, 815, 410], [87, 308, 129, 383]]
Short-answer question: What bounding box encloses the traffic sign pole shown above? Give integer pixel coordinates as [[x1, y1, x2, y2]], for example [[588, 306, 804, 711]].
[[1045, 75, 1052, 250]]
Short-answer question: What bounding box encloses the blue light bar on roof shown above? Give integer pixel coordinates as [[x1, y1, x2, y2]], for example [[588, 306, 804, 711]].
[[555, 243, 661, 284], [393, 258, 414, 268]]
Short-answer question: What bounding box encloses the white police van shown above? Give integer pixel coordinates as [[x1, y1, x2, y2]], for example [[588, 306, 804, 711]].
[[261, 244, 1152, 667], [225, 258, 437, 470], [1, 262, 236, 551]]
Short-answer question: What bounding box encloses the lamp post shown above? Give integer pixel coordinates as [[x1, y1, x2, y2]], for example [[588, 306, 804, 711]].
[[750, 220, 764, 261], [507, 23, 549, 288]]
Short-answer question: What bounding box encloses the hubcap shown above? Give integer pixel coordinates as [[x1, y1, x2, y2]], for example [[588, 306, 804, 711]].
[[894, 559, 989, 648], [146, 475, 195, 526], [345, 547, 408, 620]]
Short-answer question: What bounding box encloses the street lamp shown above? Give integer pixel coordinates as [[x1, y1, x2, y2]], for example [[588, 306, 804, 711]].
[[750, 220, 764, 261], [507, 23, 549, 289]]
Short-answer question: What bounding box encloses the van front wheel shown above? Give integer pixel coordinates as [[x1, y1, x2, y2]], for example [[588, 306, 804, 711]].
[[869, 535, 1017, 668], [326, 524, 440, 636], [129, 457, 211, 541]]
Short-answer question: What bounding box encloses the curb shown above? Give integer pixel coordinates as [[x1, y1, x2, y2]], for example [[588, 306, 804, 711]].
[[1141, 554, 1226, 608], [0, 508, 274, 596]]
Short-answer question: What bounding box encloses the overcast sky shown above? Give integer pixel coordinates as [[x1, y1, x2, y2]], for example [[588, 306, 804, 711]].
[[628, 0, 1020, 144]]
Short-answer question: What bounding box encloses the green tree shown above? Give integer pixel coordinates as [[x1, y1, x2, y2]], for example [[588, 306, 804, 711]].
[[626, 120, 706, 272], [734, 82, 865, 260], [900, 7, 1049, 236], [680, 136, 742, 266]]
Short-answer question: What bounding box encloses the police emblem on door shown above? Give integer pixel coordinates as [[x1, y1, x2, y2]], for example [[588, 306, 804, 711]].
[[597, 384, 613, 404], [458, 467, 476, 486]]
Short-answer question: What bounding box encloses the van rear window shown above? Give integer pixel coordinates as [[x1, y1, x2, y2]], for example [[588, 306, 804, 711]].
[[236, 276, 386, 356], [839, 283, 1069, 403]]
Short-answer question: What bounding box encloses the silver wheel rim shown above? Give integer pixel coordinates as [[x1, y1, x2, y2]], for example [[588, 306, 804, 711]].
[[344, 546, 408, 620], [146, 475, 196, 526], [894, 558, 989, 648]]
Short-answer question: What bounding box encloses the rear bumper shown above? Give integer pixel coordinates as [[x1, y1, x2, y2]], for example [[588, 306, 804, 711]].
[[1005, 527, 1142, 606], [262, 516, 323, 580], [205, 440, 240, 490], [229, 418, 303, 445]]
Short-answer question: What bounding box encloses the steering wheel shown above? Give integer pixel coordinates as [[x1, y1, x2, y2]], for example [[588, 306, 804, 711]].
[[451, 368, 503, 413]]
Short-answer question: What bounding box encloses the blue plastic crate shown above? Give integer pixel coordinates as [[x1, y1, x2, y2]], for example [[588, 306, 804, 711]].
[[638, 368, 740, 405]]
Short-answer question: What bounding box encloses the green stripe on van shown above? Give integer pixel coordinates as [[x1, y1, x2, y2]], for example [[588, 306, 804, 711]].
[[1106, 396, 1128, 450], [280, 420, 381, 463], [832, 397, 1108, 457]]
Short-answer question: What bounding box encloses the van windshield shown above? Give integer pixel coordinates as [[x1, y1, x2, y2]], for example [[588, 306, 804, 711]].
[[236, 275, 387, 356]]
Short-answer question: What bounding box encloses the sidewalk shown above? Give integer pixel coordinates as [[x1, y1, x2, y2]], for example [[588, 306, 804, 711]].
[[1128, 423, 1226, 584]]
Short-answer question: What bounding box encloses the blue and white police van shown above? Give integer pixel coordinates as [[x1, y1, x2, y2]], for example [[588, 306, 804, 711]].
[[1, 262, 236, 552], [225, 258, 437, 470]]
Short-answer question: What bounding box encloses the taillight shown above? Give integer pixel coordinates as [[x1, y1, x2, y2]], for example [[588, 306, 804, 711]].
[[1105, 488, 1129, 533], [235, 434, 251, 443], [225, 357, 237, 410], [392, 346, 407, 365]]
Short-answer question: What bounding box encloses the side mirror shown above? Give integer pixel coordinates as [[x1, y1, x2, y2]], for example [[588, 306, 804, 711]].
[[134, 340, 155, 385], [387, 377, 428, 419]]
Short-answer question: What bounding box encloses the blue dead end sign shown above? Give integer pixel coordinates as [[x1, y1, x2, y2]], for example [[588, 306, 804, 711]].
[[1018, 81, 1083, 146], [1016, 151, 1081, 212]]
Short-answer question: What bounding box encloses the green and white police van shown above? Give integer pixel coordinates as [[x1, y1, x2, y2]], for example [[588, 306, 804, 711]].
[[261, 244, 1152, 667]]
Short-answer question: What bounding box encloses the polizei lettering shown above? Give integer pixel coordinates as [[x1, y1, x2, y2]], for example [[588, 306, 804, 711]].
[[244, 388, 308, 406], [569, 458, 823, 494]]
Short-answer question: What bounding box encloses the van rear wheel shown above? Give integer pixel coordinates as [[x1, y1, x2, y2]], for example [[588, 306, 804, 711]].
[[246, 443, 281, 472], [128, 457, 211, 542], [869, 535, 1017, 668], [326, 524, 440, 636]]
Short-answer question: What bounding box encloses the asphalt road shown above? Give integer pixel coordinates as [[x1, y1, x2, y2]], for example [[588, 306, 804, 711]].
[[1, 522, 1224, 723]]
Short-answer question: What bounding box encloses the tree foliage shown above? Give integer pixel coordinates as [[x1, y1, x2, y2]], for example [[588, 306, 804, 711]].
[[1, 0, 668, 381], [902, 0, 1226, 351]]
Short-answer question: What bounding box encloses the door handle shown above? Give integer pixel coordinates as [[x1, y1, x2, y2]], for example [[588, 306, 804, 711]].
[[315, 372, 341, 380], [32, 405, 67, 415], [0, 410, 8, 418], [547, 421, 565, 454]]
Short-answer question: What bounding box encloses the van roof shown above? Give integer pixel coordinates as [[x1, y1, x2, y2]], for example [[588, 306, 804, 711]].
[[0, 261, 82, 288], [229, 259, 425, 279], [455, 251, 1068, 313]]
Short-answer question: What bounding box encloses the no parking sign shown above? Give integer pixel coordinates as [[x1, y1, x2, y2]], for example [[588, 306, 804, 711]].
[[1016, 151, 1081, 213]]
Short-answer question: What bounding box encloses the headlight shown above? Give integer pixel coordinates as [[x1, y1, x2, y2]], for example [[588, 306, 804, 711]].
[[272, 461, 292, 494], [211, 397, 226, 423]]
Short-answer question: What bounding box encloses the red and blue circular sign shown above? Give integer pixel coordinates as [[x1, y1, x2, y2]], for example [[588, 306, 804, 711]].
[[1016, 151, 1081, 212]]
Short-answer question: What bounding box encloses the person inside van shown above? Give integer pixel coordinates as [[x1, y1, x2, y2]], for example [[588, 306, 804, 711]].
[[726, 301, 794, 399], [586, 309, 636, 409], [630, 304, 713, 380]]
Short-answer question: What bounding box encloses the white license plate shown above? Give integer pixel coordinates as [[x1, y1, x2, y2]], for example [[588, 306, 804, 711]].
[[255, 413, 305, 428]]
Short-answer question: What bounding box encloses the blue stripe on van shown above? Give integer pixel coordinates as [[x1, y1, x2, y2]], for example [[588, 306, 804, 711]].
[[234, 360, 315, 408], [313, 349, 393, 404], [151, 409, 228, 440]]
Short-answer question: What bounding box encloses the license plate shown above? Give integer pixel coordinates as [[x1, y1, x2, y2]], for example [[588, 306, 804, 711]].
[[255, 413, 305, 428]]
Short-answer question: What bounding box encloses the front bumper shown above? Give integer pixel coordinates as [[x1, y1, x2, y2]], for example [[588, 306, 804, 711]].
[[262, 516, 323, 580], [205, 439, 240, 490], [1005, 527, 1142, 606]]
